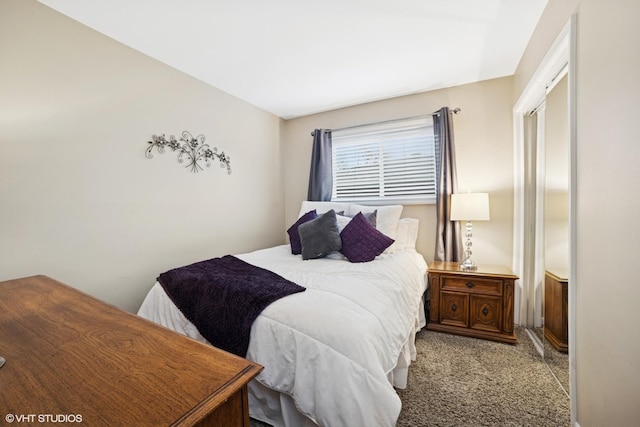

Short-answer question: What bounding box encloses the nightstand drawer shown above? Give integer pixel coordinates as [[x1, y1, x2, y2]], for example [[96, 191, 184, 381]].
[[470, 295, 502, 333], [440, 291, 469, 328], [441, 276, 503, 296]]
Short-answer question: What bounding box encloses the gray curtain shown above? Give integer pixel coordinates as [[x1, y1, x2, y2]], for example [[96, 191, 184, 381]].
[[307, 129, 333, 201], [433, 107, 463, 262]]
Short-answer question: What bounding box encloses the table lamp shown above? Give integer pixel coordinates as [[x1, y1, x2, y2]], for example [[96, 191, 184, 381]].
[[450, 192, 490, 271]]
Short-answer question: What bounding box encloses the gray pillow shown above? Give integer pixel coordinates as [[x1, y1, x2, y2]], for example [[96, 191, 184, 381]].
[[357, 209, 377, 227], [298, 209, 342, 260]]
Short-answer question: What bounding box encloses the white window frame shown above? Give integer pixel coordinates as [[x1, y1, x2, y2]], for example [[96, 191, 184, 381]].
[[330, 116, 437, 205]]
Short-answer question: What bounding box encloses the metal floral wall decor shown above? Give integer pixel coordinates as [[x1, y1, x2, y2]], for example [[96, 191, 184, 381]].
[[145, 131, 231, 174]]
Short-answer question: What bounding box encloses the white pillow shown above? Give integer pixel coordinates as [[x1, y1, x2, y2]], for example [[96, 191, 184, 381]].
[[298, 201, 351, 218], [347, 204, 403, 240], [389, 218, 419, 252], [335, 214, 352, 232]]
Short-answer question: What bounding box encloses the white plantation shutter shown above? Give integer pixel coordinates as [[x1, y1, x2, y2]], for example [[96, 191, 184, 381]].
[[331, 117, 437, 204]]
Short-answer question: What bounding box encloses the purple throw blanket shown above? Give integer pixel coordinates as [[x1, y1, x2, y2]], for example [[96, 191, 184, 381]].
[[158, 255, 305, 357]]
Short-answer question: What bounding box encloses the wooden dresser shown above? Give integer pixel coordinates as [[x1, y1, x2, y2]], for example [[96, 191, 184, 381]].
[[0, 275, 262, 426], [426, 262, 518, 344], [544, 270, 569, 353]]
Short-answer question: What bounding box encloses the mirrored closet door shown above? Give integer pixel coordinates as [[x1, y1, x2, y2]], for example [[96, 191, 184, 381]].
[[541, 73, 570, 394], [515, 18, 575, 411], [522, 70, 570, 396]]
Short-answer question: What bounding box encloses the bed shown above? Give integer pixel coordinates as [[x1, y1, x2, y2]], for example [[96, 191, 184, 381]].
[[137, 201, 428, 427]]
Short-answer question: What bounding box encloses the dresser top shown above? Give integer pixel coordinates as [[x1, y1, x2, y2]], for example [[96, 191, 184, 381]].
[[546, 269, 569, 281], [428, 261, 518, 279], [0, 275, 262, 425]]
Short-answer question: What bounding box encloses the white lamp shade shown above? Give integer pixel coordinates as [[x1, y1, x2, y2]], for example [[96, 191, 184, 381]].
[[450, 193, 490, 221]]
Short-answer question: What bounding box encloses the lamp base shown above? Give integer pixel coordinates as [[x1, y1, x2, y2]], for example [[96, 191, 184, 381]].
[[458, 257, 477, 271], [459, 220, 477, 271]]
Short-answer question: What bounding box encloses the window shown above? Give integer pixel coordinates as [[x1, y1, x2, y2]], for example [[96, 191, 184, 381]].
[[331, 116, 437, 205]]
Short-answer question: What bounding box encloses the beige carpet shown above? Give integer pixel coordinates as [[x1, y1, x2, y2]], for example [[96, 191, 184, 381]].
[[251, 326, 570, 426], [396, 327, 569, 426]]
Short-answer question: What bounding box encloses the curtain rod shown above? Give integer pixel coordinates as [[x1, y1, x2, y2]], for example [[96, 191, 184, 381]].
[[310, 108, 460, 136]]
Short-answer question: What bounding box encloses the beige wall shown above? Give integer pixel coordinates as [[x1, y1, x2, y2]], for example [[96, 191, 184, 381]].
[[282, 77, 515, 266], [574, 0, 640, 424], [515, 0, 640, 424], [0, 0, 285, 312]]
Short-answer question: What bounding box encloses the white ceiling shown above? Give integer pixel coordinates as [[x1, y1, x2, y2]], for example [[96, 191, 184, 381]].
[[38, 0, 547, 119]]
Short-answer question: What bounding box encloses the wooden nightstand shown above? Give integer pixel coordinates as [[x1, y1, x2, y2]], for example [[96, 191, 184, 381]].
[[426, 262, 518, 344]]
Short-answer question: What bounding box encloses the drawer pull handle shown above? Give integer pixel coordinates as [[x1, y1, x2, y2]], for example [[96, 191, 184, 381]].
[[451, 304, 457, 311], [482, 307, 489, 316], [466, 282, 475, 288]]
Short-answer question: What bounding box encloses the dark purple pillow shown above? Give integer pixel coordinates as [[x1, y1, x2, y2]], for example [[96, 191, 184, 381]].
[[287, 210, 317, 255], [340, 212, 394, 263]]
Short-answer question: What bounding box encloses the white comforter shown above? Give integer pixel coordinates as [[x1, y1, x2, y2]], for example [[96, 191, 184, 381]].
[[137, 245, 427, 427]]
